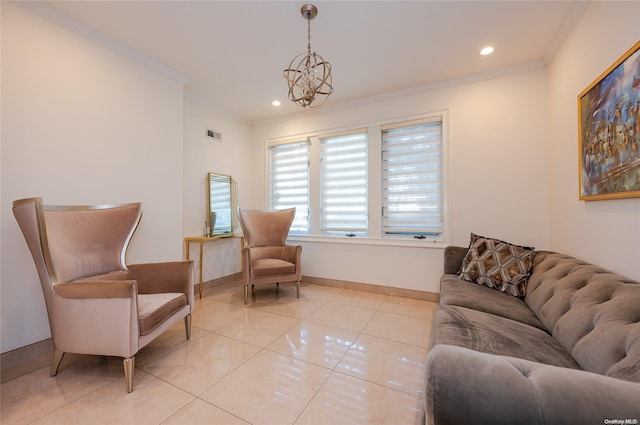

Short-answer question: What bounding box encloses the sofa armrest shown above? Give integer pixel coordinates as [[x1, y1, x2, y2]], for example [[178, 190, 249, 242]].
[[425, 345, 640, 425], [443, 246, 467, 274]]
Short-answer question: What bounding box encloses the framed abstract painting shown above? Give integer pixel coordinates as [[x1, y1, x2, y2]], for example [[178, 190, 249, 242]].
[[578, 40, 640, 200]]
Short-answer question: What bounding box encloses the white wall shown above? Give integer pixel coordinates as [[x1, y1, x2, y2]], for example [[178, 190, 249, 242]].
[[251, 67, 551, 293], [182, 94, 253, 236], [182, 94, 254, 281], [1, 3, 185, 352], [547, 1, 640, 280]]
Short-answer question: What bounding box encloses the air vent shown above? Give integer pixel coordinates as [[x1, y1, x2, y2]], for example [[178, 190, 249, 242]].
[[206, 128, 222, 141]]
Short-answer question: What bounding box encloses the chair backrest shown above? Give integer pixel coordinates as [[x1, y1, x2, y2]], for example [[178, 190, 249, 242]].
[[237, 208, 295, 248], [13, 198, 142, 288]]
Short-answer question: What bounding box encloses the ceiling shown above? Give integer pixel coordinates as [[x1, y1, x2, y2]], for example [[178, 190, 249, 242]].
[[32, 0, 586, 123]]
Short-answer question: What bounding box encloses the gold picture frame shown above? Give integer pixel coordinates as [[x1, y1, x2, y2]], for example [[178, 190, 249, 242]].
[[578, 40, 640, 201]]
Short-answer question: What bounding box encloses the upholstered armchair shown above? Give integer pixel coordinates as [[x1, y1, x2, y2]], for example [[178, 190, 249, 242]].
[[12, 197, 193, 392], [237, 208, 302, 304]]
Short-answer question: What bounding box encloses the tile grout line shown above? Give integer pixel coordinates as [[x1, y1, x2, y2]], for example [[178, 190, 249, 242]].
[[185, 283, 339, 425], [290, 292, 388, 424]]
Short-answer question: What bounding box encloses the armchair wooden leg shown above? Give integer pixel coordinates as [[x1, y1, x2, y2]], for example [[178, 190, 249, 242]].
[[244, 285, 249, 305], [184, 314, 191, 340], [124, 357, 135, 393], [296, 281, 300, 299], [50, 350, 64, 377]]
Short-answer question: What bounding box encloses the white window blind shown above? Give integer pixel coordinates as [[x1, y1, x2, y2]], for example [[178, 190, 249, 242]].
[[320, 132, 368, 235], [269, 140, 310, 233], [382, 121, 443, 238]]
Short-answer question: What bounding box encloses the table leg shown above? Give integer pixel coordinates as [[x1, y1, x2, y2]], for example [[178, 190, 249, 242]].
[[198, 239, 204, 298]]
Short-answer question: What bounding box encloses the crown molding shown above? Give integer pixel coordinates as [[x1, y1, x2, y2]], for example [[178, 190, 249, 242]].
[[252, 60, 547, 127], [184, 91, 251, 126], [543, 1, 590, 65]]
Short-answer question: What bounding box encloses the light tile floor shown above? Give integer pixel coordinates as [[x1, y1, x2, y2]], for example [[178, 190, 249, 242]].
[[1, 280, 437, 425]]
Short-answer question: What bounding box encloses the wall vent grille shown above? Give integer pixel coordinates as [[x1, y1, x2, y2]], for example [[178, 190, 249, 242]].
[[206, 128, 222, 141]]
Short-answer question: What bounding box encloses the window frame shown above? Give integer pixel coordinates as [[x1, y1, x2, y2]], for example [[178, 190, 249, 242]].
[[381, 118, 444, 240], [264, 110, 450, 248]]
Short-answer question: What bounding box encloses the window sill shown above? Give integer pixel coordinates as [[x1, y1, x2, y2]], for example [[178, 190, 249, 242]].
[[286, 234, 448, 249]]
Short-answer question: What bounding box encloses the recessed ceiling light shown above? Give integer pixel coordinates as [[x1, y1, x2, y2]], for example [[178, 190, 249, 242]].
[[272, 100, 281, 107], [480, 46, 494, 56]]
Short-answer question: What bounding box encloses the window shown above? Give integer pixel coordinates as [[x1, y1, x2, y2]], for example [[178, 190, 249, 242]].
[[320, 132, 368, 235], [382, 121, 443, 238], [267, 112, 447, 244], [268, 140, 310, 233]]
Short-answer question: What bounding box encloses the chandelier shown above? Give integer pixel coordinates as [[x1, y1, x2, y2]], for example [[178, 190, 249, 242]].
[[283, 4, 333, 108]]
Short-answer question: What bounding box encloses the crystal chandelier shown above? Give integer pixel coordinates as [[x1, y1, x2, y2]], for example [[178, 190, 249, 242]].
[[283, 4, 333, 108]]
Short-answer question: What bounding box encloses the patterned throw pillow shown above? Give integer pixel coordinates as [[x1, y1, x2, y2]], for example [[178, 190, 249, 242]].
[[459, 233, 535, 297]]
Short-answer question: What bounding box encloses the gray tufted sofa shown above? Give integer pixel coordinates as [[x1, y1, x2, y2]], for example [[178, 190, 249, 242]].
[[424, 246, 640, 425]]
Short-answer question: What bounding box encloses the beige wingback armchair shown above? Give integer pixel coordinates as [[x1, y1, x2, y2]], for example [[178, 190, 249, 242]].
[[237, 208, 302, 304], [12, 197, 194, 392]]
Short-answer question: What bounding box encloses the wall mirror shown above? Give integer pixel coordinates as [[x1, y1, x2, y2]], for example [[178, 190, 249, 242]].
[[206, 172, 237, 236]]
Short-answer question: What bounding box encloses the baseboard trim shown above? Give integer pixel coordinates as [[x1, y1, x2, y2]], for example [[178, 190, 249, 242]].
[[302, 275, 440, 302], [198, 271, 242, 293], [1, 338, 54, 384], [202, 273, 440, 302]]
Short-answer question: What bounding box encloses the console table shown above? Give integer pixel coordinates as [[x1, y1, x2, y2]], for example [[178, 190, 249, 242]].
[[184, 235, 242, 298]]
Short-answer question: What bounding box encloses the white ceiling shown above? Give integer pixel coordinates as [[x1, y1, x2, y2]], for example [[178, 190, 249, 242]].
[[31, 0, 586, 123]]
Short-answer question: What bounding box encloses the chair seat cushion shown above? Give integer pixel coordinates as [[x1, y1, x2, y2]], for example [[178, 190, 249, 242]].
[[250, 258, 295, 278], [137, 293, 187, 336]]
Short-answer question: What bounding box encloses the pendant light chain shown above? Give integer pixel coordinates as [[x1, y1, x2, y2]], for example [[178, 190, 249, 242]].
[[307, 16, 312, 56]]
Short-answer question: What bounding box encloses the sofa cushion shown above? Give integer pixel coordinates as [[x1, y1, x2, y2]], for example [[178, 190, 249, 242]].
[[459, 233, 535, 297], [432, 305, 580, 369], [440, 274, 545, 330]]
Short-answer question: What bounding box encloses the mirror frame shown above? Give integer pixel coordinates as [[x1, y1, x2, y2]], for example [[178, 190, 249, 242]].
[[206, 172, 237, 236]]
